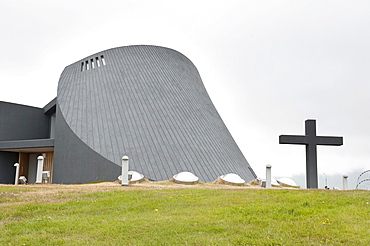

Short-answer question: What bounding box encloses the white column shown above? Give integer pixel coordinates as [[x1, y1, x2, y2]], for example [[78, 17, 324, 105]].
[[35, 156, 44, 184], [343, 175, 349, 190], [121, 156, 129, 186], [266, 164, 272, 188], [14, 163, 20, 185]]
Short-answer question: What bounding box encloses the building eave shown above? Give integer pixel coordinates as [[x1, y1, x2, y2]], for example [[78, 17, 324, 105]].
[[0, 139, 54, 153]]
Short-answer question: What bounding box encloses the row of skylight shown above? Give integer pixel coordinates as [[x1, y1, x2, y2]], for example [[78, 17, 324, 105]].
[[81, 55, 106, 71]]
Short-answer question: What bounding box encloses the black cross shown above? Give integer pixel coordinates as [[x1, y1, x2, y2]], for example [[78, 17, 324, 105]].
[[279, 119, 343, 188]]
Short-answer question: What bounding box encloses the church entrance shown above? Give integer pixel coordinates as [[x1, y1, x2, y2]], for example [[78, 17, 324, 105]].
[[18, 151, 54, 184]]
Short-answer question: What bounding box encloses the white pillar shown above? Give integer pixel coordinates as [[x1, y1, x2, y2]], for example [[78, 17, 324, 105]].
[[266, 164, 272, 188], [14, 163, 20, 185], [35, 156, 44, 184], [121, 156, 129, 186], [343, 175, 349, 190]]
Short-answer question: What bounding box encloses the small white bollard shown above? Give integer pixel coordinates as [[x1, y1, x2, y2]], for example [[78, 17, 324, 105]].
[[121, 156, 129, 186], [14, 163, 20, 185], [343, 175, 349, 190], [266, 164, 272, 188], [35, 156, 44, 184]]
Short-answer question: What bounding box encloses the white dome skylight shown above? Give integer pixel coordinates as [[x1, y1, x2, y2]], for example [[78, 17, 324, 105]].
[[270, 177, 280, 186], [258, 177, 280, 186], [173, 171, 199, 183], [128, 171, 144, 182], [118, 171, 144, 182], [220, 173, 245, 184], [277, 178, 297, 187]]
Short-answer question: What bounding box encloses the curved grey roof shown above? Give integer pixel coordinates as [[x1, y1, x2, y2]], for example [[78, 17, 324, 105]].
[[54, 45, 256, 183]]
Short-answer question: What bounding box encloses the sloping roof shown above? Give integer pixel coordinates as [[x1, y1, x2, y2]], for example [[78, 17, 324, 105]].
[[55, 45, 256, 182]]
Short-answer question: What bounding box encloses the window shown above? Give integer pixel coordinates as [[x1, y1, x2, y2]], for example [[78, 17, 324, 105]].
[[50, 114, 56, 139], [101, 55, 106, 66], [81, 54, 106, 72], [96, 57, 100, 67]]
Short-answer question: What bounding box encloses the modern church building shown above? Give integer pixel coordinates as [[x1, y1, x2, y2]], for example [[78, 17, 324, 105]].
[[0, 45, 256, 184]]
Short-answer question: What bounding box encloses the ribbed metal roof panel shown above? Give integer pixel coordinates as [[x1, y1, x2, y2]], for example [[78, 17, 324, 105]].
[[57, 45, 256, 182]]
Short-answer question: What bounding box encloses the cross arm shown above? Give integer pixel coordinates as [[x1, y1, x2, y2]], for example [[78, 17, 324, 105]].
[[316, 136, 343, 146], [279, 135, 307, 145]]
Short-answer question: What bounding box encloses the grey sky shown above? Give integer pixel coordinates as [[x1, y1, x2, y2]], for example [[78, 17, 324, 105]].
[[1, 0, 369, 188]]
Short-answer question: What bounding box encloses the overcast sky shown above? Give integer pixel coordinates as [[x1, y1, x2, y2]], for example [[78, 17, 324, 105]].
[[1, 0, 369, 188]]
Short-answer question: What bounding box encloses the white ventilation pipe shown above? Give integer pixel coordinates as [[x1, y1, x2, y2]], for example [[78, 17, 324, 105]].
[[266, 164, 272, 188], [343, 175, 349, 190], [14, 163, 20, 185], [121, 156, 129, 186], [35, 156, 44, 184]]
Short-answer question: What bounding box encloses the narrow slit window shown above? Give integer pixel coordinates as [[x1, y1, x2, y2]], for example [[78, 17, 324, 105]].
[[101, 55, 106, 66], [91, 59, 95, 69], [86, 60, 89, 70], [96, 57, 100, 67], [81, 62, 84, 71]]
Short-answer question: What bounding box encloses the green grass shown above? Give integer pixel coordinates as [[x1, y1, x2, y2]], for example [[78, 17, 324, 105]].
[[1, 186, 370, 245]]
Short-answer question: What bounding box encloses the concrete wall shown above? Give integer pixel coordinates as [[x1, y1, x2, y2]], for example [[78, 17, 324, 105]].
[[0, 101, 50, 141]]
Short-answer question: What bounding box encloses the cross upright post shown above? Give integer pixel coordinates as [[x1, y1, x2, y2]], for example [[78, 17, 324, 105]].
[[279, 119, 343, 189]]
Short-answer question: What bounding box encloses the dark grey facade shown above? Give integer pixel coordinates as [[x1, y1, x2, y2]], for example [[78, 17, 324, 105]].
[[0, 101, 55, 183], [0, 151, 18, 183], [0, 101, 50, 141], [1, 45, 256, 184]]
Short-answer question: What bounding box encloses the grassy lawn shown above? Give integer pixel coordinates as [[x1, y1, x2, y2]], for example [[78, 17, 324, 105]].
[[1, 185, 369, 245]]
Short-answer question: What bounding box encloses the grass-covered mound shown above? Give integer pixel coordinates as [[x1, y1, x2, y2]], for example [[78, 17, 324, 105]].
[[1, 183, 369, 245]]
